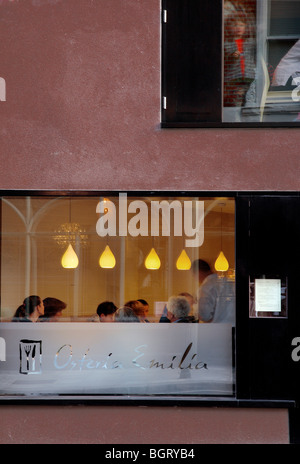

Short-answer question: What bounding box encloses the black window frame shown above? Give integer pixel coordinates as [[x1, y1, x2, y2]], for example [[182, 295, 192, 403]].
[[161, 0, 300, 128]]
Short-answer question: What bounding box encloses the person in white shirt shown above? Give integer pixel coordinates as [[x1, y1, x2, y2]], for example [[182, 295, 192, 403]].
[[191, 259, 235, 326]]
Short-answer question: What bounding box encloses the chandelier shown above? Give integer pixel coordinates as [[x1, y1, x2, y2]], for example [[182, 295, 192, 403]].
[[53, 222, 88, 248]]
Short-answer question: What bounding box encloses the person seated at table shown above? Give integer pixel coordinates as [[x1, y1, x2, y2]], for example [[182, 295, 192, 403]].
[[124, 300, 148, 323], [96, 301, 117, 322], [159, 304, 172, 323], [114, 306, 140, 322], [159, 293, 197, 323], [39, 297, 67, 322], [178, 292, 195, 311], [12, 304, 26, 321], [12, 295, 44, 323], [167, 295, 197, 323], [137, 299, 150, 322]]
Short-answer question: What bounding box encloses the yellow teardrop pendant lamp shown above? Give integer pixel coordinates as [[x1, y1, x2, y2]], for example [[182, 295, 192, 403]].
[[145, 247, 161, 270], [214, 250, 229, 272], [99, 245, 116, 269], [214, 202, 229, 272], [176, 249, 191, 270], [61, 244, 79, 269]]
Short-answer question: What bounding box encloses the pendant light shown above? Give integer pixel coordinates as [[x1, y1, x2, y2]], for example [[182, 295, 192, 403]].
[[215, 250, 229, 272], [176, 249, 191, 270], [214, 202, 229, 272], [61, 243, 79, 269], [99, 245, 116, 269], [145, 247, 161, 270], [98, 197, 116, 269], [60, 198, 80, 269]]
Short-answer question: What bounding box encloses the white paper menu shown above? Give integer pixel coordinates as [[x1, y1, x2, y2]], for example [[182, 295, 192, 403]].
[[255, 279, 281, 313]]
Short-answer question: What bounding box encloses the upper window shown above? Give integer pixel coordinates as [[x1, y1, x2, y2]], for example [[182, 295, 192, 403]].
[[162, 0, 300, 127]]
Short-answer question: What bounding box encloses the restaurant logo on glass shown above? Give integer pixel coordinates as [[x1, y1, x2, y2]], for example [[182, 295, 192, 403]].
[[19, 339, 42, 374], [0, 325, 233, 395]]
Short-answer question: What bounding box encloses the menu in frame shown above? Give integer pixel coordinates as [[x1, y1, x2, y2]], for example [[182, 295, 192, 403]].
[[255, 278, 281, 313]]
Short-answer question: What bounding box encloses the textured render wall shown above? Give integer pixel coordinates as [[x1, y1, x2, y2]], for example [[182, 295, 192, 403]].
[[0, 0, 295, 444], [0, 0, 299, 192], [0, 406, 290, 444]]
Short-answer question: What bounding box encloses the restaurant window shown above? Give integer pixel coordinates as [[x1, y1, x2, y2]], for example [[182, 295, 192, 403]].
[[161, 0, 300, 127], [0, 194, 235, 398]]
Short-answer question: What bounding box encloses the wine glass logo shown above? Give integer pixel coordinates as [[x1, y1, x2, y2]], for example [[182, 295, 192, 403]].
[[19, 339, 42, 374]]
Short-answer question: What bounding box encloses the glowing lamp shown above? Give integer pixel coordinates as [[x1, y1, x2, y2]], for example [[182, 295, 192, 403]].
[[61, 244, 79, 269], [176, 249, 191, 270], [214, 251, 229, 272], [99, 245, 116, 269], [145, 248, 161, 270]]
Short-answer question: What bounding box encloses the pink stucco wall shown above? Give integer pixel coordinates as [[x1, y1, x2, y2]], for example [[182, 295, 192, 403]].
[[0, 0, 296, 444], [0, 405, 290, 444], [0, 0, 299, 192]]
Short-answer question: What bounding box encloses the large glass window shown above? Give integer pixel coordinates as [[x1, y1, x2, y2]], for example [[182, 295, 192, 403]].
[[0, 194, 235, 397], [162, 0, 300, 126]]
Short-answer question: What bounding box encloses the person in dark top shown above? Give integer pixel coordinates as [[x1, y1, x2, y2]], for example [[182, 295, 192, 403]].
[[12, 295, 44, 322], [96, 301, 117, 322]]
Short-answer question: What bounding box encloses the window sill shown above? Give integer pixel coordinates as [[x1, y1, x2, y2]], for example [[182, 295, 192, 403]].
[[0, 395, 296, 408], [160, 121, 300, 129]]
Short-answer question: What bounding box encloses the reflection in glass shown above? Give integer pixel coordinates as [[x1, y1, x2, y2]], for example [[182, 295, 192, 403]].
[[223, 0, 256, 122], [223, 0, 300, 123]]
